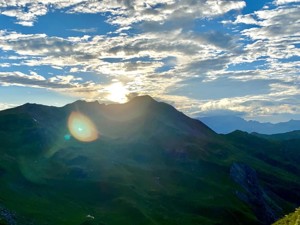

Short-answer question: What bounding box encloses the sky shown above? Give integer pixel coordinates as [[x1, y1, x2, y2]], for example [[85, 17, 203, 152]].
[[0, 0, 299, 122]]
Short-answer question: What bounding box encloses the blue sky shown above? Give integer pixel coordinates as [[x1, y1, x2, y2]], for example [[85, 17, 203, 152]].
[[0, 0, 299, 122]]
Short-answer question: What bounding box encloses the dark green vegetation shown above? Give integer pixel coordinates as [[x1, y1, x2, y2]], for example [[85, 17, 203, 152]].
[[272, 208, 300, 225], [0, 96, 299, 225], [253, 130, 300, 141]]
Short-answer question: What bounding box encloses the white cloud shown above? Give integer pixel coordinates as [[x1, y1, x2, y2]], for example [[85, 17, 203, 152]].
[[70, 28, 97, 33], [0, 0, 83, 26], [233, 14, 258, 25], [194, 93, 300, 118], [231, 4, 300, 72], [160, 93, 296, 119], [48, 75, 82, 84], [274, 0, 300, 5], [0, 71, 45, 82], [0, 71, 80, 89], [0, 0, 246, 27], [0, 103, 16, 111], [0, 2, 48, 26], [242, 6, 300, 41], [0, 71, 111, 102], [0, 28, 239, 86], [0, 0, 300, 121]]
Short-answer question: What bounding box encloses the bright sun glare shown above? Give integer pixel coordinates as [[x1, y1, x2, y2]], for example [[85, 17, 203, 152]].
[[106, 82, 128, 103]]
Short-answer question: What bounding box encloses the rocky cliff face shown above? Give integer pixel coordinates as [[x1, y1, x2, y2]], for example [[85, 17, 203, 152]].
[[230, 163, 282, 224]]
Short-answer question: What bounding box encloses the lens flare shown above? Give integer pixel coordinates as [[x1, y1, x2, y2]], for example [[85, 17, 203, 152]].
[[68, 112, 98, 142]]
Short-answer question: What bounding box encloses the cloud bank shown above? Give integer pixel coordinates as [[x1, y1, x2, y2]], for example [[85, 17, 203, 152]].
[[0, 0, 299, 122]]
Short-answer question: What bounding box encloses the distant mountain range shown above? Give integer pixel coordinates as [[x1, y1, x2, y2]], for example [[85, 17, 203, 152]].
[[0, 96, 299, 225], [199, 115, 300, 134]]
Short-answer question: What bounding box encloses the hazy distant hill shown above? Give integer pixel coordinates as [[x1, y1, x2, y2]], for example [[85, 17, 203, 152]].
[[0, 96, 299, 225], [199, 115, 300, 134]]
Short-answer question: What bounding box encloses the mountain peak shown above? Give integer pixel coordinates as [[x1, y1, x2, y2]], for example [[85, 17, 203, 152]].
[[127, 95, 157, 104], [71, 99, 100, 106], [66, 96, 155, 108]]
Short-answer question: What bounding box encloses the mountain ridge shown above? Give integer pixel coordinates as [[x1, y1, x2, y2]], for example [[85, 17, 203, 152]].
[[0, 96, 299, 225], [199, 115, 300, 134]]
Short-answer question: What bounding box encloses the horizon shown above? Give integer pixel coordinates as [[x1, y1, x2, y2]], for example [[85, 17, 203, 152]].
[[1, 95, 300, 124], [0, 0, 300, 123]]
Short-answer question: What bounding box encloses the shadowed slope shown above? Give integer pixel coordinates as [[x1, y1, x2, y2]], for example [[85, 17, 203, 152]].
[[0, 96, 299, 225]]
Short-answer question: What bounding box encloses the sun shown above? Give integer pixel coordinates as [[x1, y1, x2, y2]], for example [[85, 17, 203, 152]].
[[106, 82, 128, 103]]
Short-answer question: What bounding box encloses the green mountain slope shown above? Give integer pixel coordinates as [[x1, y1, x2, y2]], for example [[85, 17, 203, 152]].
[[252, 130, 300, 141], [0, 96, 299, 225]]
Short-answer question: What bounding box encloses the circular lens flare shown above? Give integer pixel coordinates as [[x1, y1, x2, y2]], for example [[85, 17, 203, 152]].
[[68, 112, 98, 142]]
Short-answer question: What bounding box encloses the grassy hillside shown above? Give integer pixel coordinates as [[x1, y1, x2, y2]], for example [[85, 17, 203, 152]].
[[273, 208, 300, 225], [0, 97, 299, 225]]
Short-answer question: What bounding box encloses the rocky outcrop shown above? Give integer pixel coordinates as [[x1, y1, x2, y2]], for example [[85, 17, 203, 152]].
[[230, 162, 282, 225], [0, 205, 16, 225]]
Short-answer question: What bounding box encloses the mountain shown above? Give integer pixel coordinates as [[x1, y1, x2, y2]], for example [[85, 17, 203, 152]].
[[252, 130, 300, 141], [0, 96, 299, 225], [199, 115, 300, 134]]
